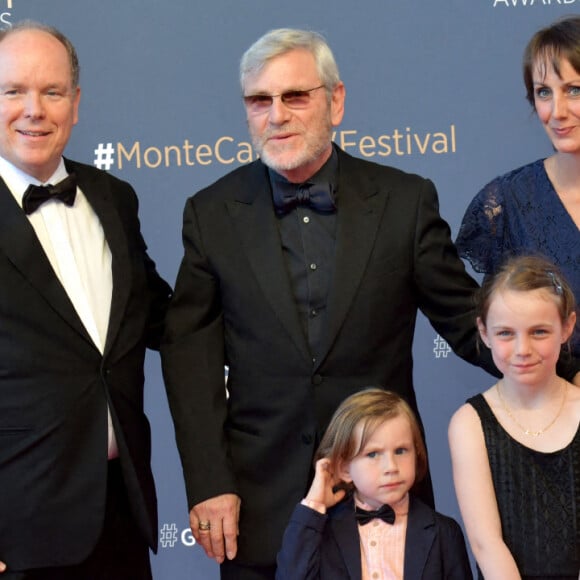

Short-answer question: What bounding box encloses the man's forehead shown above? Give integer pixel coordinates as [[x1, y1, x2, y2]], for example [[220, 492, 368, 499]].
[[244, 49, 319, 91], [0, 30, 72, 82], [0, 28, 59, 49]]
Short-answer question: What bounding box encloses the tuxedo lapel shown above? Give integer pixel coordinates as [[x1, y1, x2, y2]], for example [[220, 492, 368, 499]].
[[226, 163, 311, 363], [69, 161, 131, 357], [403, 496, 436, 578], [0, 178, 94, 344], [318, 151, 388, 366]]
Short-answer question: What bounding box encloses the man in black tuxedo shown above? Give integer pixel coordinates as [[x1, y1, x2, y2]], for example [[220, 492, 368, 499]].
[[0, 22, 171, 579], [161, 28, 494, 580]]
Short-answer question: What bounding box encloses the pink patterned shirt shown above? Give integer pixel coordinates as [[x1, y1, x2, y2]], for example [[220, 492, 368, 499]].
[[356, 494, 409, 580]]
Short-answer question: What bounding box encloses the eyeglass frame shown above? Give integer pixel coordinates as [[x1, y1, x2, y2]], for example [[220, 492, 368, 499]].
[[242, 84, 327, 113]]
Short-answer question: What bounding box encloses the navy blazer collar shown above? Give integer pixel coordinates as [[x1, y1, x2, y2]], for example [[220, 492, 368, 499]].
[[403, 495, 437, 579], [328, 494, 437, 580], [329, 496, 363, 580]]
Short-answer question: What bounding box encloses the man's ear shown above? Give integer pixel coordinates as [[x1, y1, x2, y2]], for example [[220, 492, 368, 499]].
[[330, 82, 345, 127]]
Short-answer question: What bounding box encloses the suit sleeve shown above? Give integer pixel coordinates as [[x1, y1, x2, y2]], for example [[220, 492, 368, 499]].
[[119, 182, 173, 351], [276, 503, 326, 580], [161, 196, 236, 508], [412, 178, 498, 377]]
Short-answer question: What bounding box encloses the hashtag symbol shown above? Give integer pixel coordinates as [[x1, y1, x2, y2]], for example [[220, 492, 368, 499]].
[[93, 142, 115, 170], [159, 523, 179, 548], [433, 334, 451, 359]]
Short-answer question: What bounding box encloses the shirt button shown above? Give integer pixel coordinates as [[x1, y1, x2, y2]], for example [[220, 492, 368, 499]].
[[310, 263, 317, 270], [372, 573, 379, 579], [303, 216, 310, 223], [310, 309, 317, 317], [370, 540, 377, 547]]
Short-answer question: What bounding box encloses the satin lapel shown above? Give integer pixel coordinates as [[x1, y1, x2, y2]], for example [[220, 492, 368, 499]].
[[0, 178, 94, 343], [403, 496, 436, 578], [317, 153, 388, 367], [329, 499, 362, 580], [226, 165, 311, 363], [70, 162, 131, 357]]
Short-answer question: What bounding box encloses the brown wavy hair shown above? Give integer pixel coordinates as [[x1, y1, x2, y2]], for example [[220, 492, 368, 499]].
[[315, 388, 427, 491]]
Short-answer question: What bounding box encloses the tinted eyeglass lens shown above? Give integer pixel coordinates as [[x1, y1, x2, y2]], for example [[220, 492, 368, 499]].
[[243, 85, 325, 113]]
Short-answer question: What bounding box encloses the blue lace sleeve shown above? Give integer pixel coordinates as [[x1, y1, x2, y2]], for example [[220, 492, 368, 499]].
[[456, 178, 506, 274]]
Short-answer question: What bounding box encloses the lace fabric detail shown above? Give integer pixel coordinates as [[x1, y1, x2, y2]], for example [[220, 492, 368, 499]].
[[468, 394, 580, 578], [456, 159, 580, 354]]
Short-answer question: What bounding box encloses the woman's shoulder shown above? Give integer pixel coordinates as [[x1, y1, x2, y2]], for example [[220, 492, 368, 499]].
[[476, 158, 546, 203]]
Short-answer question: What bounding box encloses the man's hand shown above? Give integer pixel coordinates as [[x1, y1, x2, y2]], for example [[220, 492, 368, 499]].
[[0, 560, 6, 573], [189, 493, 240, 564]]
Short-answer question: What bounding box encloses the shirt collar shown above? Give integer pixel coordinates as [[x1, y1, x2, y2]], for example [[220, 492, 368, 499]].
[[0, 156, 68, 206]]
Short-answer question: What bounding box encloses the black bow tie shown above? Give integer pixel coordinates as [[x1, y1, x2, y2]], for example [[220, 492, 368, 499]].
[[355, 504, 396, 526], [22, 173, 77, 215], [272, 180, 336, 215]]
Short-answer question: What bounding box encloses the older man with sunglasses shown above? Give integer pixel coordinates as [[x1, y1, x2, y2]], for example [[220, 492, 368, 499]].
[[162, 28, 497, 580]]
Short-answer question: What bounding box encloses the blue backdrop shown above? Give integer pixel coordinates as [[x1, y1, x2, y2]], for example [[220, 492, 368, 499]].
[[5, 0, 579, 577]]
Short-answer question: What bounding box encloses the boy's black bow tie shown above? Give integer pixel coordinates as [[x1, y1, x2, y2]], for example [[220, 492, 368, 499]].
[[355, 504, 396, 525]]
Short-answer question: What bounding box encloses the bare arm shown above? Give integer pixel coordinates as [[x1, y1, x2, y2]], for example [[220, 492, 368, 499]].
[[448, 404, 521, 580]]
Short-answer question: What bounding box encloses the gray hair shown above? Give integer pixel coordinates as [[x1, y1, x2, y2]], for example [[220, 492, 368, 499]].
[[240, 28, 340, 99], [0, 20, 80, 88]]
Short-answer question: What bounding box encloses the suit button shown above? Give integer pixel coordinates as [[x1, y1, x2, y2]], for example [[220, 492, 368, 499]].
[[301, 434, 313, 445], [311, 374, 323, 385]]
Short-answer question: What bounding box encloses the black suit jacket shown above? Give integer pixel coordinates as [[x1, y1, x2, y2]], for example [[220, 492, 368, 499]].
[[162, 146, 493, 565], [0, 159, 171, 571], [276, 495, 473, 579]]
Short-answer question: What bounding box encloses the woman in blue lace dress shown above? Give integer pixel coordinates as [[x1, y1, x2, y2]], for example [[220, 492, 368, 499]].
[[449, 256, 580, 579], [456, 16, 580, 357]]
